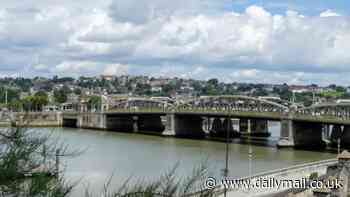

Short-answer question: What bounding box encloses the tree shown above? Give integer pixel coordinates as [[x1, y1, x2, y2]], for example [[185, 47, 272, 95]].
[[0, 126, 73, 196], [30, 92, 49, 111], [8, 100, 24, 112], [54, 89, 68, 104], [328, 84, 337, 90], [74, 88, 82, 95], [135, 83, 151, 96], [88, 96, 101, 111], [207, 78, 219, 87], [335, 86, 346, 93], [162, 84, 176, 96], [0, 87, 19, 104], [252, 88, 268, 97], [20, 94, 49, 112]]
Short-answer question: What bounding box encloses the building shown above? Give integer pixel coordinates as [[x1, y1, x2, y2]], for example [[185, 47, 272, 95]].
[[43, 105, 60, 112], [151, 86, 162, 92], [100, 75, 115, 81]]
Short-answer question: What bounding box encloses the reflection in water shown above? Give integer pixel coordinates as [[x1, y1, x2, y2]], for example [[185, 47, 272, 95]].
[[34, 124, 335, 196]]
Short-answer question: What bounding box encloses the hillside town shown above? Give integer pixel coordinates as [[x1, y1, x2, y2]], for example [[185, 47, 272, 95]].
[[0, 75, 350, 112]]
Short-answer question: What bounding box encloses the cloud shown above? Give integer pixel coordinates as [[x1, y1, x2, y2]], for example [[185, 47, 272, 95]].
[[320, 10, 341, 17], [102, 64, 128, 76], [108, 0, 232, 24], [54, 61, 99, 76], [33, 63, 49, 71], [0, 1, 350, 85], [232, 69, 259, 78]]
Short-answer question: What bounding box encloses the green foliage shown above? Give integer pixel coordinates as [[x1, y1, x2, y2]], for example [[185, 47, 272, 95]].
[[88, 96, 102, 111], [162, 84, 176, 96], [295, 92, 313, 107], [201, 79, 220, 96], [0, 87, 19, 104], [54, 89, 68, 104], [320, 90, 345, 99], [35, 91, 48, 98], [52, 76, 75, 84], [19, 94, 49, 111], [309, 172, 318, 180], [86, 163, 215, 197], [252, 88, 268, 97], [74, 88, 82, 95], [0, 127, 73, 196], [8, 100, 24, 112], [9, 92, 50, 112], [207, 79, 218, 87], [135, 83, 152, 96]]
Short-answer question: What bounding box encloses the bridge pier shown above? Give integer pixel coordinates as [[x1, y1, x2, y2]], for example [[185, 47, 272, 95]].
[[293, 121, 326, 149], [330, 125, 343, 145], [240, 118, 270, 137], [202, 117, 210, 134], [77, 115, 83, 128], [210, 118, 223, 136], [323, 124, 331, 141], [163, 114, 176, 136], [341, 125, 350, 148], [78, 113, 107, 130], [209, 118, 239, 138], [239, 118, 251, 135], [278, 119, 295, 147], [162, 114, 205, 138]]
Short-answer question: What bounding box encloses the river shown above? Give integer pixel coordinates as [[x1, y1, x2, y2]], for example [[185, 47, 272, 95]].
[[33, 122, 336, 196]]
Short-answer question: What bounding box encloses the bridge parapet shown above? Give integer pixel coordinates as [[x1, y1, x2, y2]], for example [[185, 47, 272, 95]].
[[295, 103, 350, 124], [174, 96, 289, 115], [108, 98, 174, 113]]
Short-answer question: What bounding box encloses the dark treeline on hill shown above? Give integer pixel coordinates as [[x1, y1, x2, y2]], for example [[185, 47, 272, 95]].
[[0, 75, 349, 110]]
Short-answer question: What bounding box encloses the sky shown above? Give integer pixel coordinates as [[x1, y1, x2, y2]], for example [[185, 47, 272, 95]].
[[0, 0, 350, 85]]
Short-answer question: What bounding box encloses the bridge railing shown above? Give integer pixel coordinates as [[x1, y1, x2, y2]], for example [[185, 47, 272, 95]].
[[106, 106, 171, 113], [173, 105, 286, 118], [295, 104, 350, 122]]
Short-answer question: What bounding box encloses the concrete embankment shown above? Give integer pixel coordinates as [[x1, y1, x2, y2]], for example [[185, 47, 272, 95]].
[[0, 112, 62, 127], [217, 159, 338, 197]]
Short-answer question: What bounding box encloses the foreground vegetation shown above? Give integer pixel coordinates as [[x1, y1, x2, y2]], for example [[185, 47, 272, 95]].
[[0, 126, 216, 197]]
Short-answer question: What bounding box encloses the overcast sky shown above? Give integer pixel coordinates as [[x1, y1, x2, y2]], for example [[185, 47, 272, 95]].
[[0, 0, 350, 85]]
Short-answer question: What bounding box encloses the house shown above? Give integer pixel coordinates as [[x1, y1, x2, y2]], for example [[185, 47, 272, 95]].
[[151, 86, 162, 92], [100, 75, 115, 81]]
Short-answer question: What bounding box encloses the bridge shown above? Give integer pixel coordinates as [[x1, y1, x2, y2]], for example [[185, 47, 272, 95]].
[[53, 95, 350, 149], [3, 95, 350, 149]]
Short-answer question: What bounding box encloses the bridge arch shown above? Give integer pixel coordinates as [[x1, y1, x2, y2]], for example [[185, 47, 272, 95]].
[[259, 97, 303, 109], [174, 95, 289, 113], [109, 97, 174, 111], [297, 103, 350, 119]]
